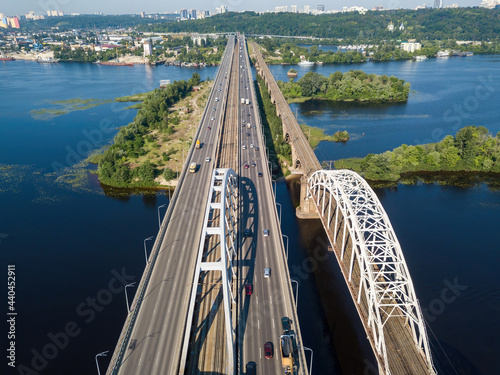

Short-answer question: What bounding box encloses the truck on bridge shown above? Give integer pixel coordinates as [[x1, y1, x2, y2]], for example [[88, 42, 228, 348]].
[[195, 140, 201, 149], [280, 334, 294, 374]]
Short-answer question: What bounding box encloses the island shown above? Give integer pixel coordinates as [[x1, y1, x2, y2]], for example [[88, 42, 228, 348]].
[[91, 73, 209, 188], [335, 126, 500, 181]]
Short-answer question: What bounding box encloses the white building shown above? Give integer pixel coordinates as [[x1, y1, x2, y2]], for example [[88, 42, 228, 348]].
[[401, 41, 421, 52], [479, 0, 500, 8], [143, 41, 152, 56], [275, 6, 288, 12], [291, 5, 298, 12], [215, 5, 228, 14]]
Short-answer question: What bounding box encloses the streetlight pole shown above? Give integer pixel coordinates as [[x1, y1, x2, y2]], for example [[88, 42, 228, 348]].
[[143, 236, 154, 263], [290, 278, 299, 307], [157, 204, 167, 229], [283, 234, 289, 259], [124, 282, 136, 313], [272, 179, 276, 198], [302, 346, 313, 375], [95, 351, 108, 375], [276, 202, 282, 225]]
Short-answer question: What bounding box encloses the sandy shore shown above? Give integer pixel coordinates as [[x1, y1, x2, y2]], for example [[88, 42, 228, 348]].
[[7, 51, 55, 61]]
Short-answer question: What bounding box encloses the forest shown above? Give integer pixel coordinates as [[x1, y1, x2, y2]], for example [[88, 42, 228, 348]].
[[277, 70, 411, 102], [139, 8, 500, 42], [96, 74, 201, 187], [337, 126, 500, 181]]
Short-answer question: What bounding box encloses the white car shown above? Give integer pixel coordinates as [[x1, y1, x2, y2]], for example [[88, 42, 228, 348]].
[[242, 145, 247, 150], [250, 144, 254, 149], [205, 157, 211, 163], [264, 268, 271, 278], [263, 229, 269, 237]]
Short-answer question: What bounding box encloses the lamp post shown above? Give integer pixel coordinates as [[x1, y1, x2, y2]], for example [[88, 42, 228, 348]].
[[143, 236, 154, 263], [124, 282, 136, 313], [276, 202, 282, 224], [271, 179, 276, 198], [283, 234, 289, 259], [95, 351, 108, 375], [302, 346, 313, 375], [157, 204, 167, 229], [290, 279, 299, 307]]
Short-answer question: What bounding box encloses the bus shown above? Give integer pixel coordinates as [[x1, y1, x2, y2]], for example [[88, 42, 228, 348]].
[[189, 162, 197, 173]]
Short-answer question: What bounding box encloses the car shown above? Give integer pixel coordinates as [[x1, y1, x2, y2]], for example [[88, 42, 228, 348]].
[[264, 342, 273, 359], [245, 283, 253, 296], [263, 229, 269, 237], [242, 145, 247, 150], [250, 144, 254, 149], [213, 108, 217, 111], [246, 132, 250, 137], [205, 157, 211, 162], [215, 97, 219, 102], [264, 267, 271, 278], [255, 147, 259, 151], [244, 164, 249, 169], [258, 172, 263, 177], [217, 88, 221, 91], [248, 113, 251, 116], [244, 228, 252, 237], [211, 117, 215, 121], [246, 362, 256, 375], [281, 317, 291, 333], [253, 125, 256, 129], [207, 126, 211, 130], [251, 162, 256, 168]]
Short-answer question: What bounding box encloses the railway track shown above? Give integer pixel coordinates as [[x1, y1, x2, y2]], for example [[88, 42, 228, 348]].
[[185, 35, 241, 375]]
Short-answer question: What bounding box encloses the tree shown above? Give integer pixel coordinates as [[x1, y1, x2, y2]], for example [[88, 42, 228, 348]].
[[163, 167, 176, 181], [137, 160, 155, 182]]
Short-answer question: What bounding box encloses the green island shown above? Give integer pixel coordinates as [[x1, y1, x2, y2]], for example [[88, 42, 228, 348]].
[[278, 70, 410, 103], [91, 73, 210, 188], [335, 126, 500, 181], [31, 98, 114, 120]]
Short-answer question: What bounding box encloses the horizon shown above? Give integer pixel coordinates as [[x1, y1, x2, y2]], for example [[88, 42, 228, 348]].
[[1, 0, 482, 17]]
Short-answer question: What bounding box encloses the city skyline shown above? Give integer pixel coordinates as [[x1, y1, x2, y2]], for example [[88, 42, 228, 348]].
[[1, 0, 481, 16]]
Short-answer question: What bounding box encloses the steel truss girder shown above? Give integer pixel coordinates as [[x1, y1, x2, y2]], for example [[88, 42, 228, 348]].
[[179, 168, 239, 375], [307, 169, 435, 375]]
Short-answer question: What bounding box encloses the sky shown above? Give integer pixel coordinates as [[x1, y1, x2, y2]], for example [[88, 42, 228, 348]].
[[1, 0, 481, 16]]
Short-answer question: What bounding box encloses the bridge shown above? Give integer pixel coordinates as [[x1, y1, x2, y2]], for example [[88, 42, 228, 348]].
[[105, 35, 436, 375], [249, 41, 321, 219], [106, 35, 308, 375]]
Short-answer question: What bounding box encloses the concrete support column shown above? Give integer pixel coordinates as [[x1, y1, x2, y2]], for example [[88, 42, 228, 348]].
[[296, 175, 319, 219]]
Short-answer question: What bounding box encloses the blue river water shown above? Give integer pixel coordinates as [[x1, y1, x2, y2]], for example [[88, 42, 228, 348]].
[[0, 56, 498, 375]]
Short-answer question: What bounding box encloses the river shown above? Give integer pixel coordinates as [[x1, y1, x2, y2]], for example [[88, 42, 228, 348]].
[[0, 55, 498, 375]]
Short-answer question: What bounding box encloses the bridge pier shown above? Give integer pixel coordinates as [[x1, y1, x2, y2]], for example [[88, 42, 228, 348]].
[[296, 175, 319, 219]]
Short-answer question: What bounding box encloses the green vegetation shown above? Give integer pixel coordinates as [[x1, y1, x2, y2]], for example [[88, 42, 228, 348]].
[[278, 70, 410, 103], [333, 130, 350, 143], [31, 98, 113, 120], [300, 124, 336, 149], [255, 75, 292, 176], [97, 73, 202, 187], [21, 14, 169, 32], [336, 126, 500, 181], [140, 9, 500, 42]]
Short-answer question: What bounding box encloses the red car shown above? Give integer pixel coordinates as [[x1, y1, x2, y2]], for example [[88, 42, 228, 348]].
[[264, 341, 273, 359], [245, 283, 253, 296]]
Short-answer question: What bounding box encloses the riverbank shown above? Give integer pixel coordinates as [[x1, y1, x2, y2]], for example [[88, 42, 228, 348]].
[[92, 74, 211, 188], [334, 126, 500, 183]]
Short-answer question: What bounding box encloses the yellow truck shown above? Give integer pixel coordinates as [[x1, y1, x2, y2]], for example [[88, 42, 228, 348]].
[[280, 335, 294, 374], [195, 140, 201, 149]]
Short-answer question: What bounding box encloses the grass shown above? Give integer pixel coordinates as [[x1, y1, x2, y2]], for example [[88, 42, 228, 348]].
[[300, 124, 335, 149], [334, 158, 364, 172], [30, 98, 114, 120], [115, 92, 151, 102]]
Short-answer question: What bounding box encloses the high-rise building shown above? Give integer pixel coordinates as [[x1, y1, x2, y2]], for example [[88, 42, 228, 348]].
[[317, 5, 325, 11], [143, 41, 152, 56], [180, 9, 188, 19], [304, 5, 311, 13], [291, 5, 298, 12], [189, 9, 197, 19], [215, 5, 228, 14], [434, 0, 443, 8], [275, 6, 288, 12], [140, 11, 145, 17]]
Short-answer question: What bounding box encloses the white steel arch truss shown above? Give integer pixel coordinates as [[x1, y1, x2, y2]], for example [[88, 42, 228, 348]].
[[179, 168, 239, 375], [307, 170, 435, 375]]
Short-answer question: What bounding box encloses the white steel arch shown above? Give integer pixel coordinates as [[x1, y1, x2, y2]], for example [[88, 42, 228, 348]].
[[307, 170, 435, 375], [179, 168, 239, 375]]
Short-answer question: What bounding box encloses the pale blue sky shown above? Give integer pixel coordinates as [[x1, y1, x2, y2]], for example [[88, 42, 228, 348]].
[[2, 0, 480, 16]]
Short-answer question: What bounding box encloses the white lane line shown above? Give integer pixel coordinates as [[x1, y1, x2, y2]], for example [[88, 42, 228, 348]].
[[272, 318, 275, 329], [258, 319, 260, 330]]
